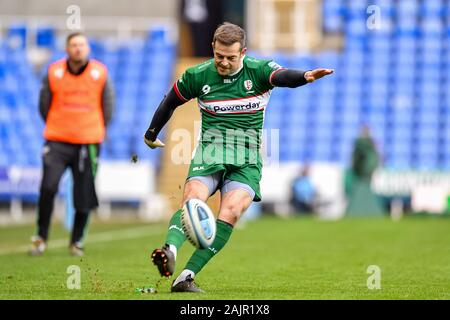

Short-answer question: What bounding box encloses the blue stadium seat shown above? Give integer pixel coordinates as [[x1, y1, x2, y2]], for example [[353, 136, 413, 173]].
[[414, 151, 439, 170], [323, 15, 343, 34], [316, 82, 337, 100], [365, 107, 386, 124], [367, 34, 391, 53], [344, 37, 366, 53], [283, 124, 306, 141], [398, 0, 419, 17], [396, 19, 420, 37], [264, 114, 282, 130], [416, 124, 440, 141], [393, 35, 416, 52], [315, 51, 340, 68], [312, 126, 334, 147], [372, 0, 396, 16], [322, 0, 343, 32], [394, 50, 416, 67], [288, 90, 310, 109], [282, 148, 302, 162], [288, 55, 312, 70], [418, 50, 442, 67], [384, 152, 411, 169], [343, 49, 365, 65], [419, 79, 441, 96], [387, 124, 410, 143], [388, 138, 413, 156], [420, 18, 444, 37], [311, 142, 333, 161], [340, 92, 361, 110], [285, 108, 309, 126], [36, 26, 55, 48], [313, 106, 335, 126], [1, 2, 448, 170], [339, 121, 360, 140], [420, 0, 445, 17], [7, 24, 27, 49], [343, 2, 368, 25]]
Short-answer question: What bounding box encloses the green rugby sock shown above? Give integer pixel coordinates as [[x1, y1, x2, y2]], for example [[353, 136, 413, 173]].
[[184, 219, 233, 274], [165, 209, 186, 251]]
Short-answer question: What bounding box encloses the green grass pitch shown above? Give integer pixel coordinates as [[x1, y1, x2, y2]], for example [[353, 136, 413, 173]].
[[1, 215, 449, 299]]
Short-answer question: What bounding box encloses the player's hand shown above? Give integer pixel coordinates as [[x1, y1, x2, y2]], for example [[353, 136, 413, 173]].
[[304, 68, 334, 83], [144, 137, 165, 149]]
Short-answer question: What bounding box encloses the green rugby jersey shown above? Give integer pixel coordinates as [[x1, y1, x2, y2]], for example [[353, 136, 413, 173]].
[[174, 56, 284, 165]]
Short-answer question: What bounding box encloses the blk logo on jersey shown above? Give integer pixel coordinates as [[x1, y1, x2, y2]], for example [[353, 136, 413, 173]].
[[268, 61, 282, 70], [90, 69, 100, 80], [244, 80, 253, 90], [54, 68, 64, 79]]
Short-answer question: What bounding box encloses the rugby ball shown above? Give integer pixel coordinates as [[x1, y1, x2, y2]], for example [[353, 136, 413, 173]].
[[181, 199, 216, 249]]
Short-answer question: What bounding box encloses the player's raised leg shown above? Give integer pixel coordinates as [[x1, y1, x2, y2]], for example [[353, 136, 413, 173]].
[[171, 183, 253, 292], [151, 179, 210, 277]]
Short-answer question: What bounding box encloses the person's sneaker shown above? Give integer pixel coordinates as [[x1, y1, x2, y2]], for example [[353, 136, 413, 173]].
[[29, 236, 46, 256], [171, 274, 204, 293], [69, 242, 84, 257], [151, 244, 175, 277]]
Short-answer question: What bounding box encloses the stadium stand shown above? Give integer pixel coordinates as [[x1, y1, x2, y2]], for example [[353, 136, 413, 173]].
[[0, 27, 174, 203], [0, 27, 174, 167], [262, 0, 449, 169], [0, 0, 449, 206]]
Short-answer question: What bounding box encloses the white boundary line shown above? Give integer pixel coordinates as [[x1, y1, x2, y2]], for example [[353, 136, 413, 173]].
[[0, 225, 164, 256]]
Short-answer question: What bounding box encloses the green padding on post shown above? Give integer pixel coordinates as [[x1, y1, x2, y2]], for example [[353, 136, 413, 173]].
[[346, 179, 385, 217]]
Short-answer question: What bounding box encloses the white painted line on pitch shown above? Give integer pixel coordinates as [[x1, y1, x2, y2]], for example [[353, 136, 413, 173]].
[[0, 225, 164, 255]]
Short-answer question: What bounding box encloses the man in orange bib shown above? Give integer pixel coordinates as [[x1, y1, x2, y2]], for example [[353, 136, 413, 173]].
[[29, 32, 114, 256]]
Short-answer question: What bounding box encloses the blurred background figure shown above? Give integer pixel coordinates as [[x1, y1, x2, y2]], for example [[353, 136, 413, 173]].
[[180, 0, 223, 57], [179, 0, 244, 57], [29, 32, 114, 256], [290, 164, 316, 214], [346, 125, 383, 217], [351, 125, 380, 184]]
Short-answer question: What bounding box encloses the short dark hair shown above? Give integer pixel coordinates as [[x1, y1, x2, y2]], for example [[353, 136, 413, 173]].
[[66, 32, 86, 46], [213, 22, 246, 49]]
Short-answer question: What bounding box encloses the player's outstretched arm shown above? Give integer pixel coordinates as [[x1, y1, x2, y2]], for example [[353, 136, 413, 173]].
[[303, 68, 334, 83], [271, 68, 334, 88], [144, 88, 185, 149]]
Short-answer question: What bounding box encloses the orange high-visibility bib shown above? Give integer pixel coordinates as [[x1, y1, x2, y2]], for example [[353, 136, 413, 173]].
[[44, 59, 107, 144]]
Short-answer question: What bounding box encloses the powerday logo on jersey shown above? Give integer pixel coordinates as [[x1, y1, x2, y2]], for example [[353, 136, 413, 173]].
[[198, 91, 271, 114], [244, 80, 253, 91]]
